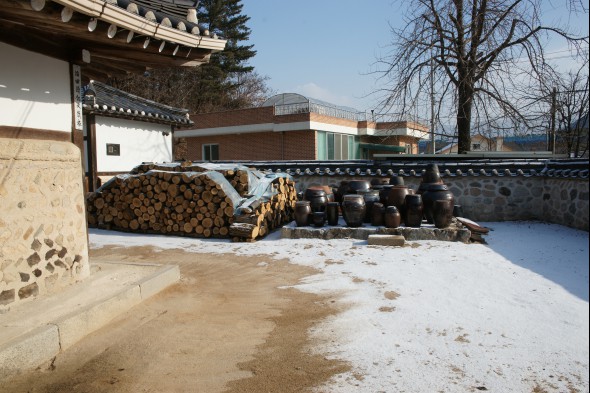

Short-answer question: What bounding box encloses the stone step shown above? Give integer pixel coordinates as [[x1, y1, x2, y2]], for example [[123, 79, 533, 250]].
[[367, 234, 405, 247]]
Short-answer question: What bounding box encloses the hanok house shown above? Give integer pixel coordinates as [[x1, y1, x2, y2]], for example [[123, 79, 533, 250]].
[[0, 0, 225, 311], [174, 93, 429, 161], [83, 80, 193, 192]]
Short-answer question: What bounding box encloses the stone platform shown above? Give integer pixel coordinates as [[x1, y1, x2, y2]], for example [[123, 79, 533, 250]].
[[281, 217, 471, 243], [0, 261, 180, 380]]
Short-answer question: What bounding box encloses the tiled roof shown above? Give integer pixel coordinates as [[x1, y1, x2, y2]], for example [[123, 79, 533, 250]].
[[197, 158, 589, 179], [110, 0, 215, 37], [83, 80, 193, 126], [1, 1, 226, 81]]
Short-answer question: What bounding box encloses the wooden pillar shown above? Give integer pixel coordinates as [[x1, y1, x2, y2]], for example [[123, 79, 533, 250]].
[[86, 114, 98, 192]]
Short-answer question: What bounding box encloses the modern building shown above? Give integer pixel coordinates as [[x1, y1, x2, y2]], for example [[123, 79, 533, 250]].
[[0, 0, 225, 311], [174, 93, 429, 161]]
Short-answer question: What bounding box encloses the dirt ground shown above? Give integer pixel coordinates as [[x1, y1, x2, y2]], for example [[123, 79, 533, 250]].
[[1, 245, 350, 393]]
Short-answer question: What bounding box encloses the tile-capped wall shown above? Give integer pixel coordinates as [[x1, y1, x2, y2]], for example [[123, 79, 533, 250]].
[[293, 173, 589, 231]]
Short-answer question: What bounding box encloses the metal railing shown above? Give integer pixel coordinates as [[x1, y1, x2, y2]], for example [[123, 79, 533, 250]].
[[273, 103, 431, 125], [274, 102, 366, 121]]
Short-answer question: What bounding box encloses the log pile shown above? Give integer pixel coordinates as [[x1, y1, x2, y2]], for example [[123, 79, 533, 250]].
[[86, 166, 298, 242], [87, 170, 240, 238], [230, 176, 298, 242], [131, 161, 253, 196]]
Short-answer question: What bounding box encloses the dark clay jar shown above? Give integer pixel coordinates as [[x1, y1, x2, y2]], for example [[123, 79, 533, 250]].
[[432, 200, 453, 229], [389, 175, 405, 186], [360, 190, 380, 223], [344, 180, 371, 195], [421, 184, 454, 224], [384, 206, 401, 228], [312, 211, 326, 227], [304, 188, 328, 213], [379, 185, 394, 205], [371, 184, 384, 194], [341, 194, 366, 228], [326, 202, 340, 226], [371, 177, 390, 186], [370, 202, 385, 227], [334, 181, 347, 203], [453, 204, 464, 218], [294, 201, 311, 227], [386, 185, 410, 208], [404, 194, 424, 228], [306, 185, 335, 203], [422, 163, 442, 184]]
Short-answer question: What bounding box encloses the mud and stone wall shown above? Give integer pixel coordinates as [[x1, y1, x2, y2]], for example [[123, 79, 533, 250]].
[[0, 139, 89, 313], [541, 178, 589, 231], [293, 173, 589, 231]]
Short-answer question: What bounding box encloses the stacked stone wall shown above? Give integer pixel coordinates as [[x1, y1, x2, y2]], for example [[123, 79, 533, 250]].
[[0, 139, 89, 313], [443, 177, 545, 223], [542, 178, 589, 231]]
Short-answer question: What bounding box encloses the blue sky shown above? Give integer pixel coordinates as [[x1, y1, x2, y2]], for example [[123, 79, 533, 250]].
[[241, 1, 589, 113], [241, 0, 397, 112]]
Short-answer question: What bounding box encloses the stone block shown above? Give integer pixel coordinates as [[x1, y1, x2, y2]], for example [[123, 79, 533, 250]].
[[0, 324, 60, 380], [139, 265, 180, 300], [367, 234, 405, 247], [54, 285, 142, 350]]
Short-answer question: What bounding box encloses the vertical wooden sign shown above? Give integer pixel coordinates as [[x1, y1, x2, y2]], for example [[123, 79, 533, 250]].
[[72, 64, 83, 131]]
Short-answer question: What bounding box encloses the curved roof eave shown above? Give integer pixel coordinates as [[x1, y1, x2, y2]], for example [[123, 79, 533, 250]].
[[84, 80, 193, 126], [54, 0, 226, 51]]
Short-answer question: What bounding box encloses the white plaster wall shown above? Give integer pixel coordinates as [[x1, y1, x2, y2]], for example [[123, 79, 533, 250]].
[[0, 42, 72, 132], [95, 116, 172, 172]]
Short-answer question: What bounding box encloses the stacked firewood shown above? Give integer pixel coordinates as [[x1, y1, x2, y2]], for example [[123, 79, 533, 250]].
[[86, 167, 298, 241], [131, 162, 252, 196], [230, 176, 298, 242], [87, 170, 240, 238]]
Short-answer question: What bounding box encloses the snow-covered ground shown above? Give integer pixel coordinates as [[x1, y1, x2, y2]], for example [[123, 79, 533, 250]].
[[90, 221, 589, 393]]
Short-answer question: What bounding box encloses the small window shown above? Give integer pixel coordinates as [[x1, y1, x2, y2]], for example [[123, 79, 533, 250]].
[[348, 135, 354, 159], [327, 133, 335, 160], [334, 134, 343, 160], [318, 132, 360, 160], [203, 144, 219, 161], [106, 143, 120, 156], [317, 131, 327, 160], [472, 143, 481, 150]]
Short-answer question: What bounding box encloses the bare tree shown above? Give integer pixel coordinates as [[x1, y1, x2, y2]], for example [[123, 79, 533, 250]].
[[553, 63, 589, 157], [226, 71, 277, 109], [377, 0, 588, 153], [529, 51, 589, 157], [109, 68, 274, 112]]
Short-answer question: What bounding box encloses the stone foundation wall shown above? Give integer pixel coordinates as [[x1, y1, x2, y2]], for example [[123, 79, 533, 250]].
[[294, 173, 589, 231], [0, 138, 90, 313], [442, 177, 545, 223], [542, 178, 589, 231]]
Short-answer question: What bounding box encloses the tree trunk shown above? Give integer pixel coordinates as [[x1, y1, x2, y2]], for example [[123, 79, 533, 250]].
[[457, 82, 473, 154]]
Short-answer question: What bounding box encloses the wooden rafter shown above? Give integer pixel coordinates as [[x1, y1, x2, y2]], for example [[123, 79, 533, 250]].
[[0, 0, 225, 81]]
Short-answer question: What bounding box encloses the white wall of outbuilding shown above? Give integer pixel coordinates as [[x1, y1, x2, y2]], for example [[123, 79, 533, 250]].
[[88, 116, 173, 173]]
